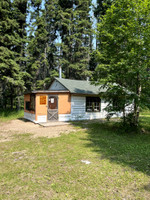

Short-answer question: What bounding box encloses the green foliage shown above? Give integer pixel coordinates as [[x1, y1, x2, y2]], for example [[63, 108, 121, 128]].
[[94, 0, 150, 126], [27, 0, 58, 91], [94, 0, 114, 48], [0, 0, 26, 109], [0, 0, 97, 109], [94, 0, 113, 19], [57, 0, 93, 79]]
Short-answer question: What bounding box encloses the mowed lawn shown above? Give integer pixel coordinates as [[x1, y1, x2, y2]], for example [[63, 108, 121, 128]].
[[0, 112, 150, 199]]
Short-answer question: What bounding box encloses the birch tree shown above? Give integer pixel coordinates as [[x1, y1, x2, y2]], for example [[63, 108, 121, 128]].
[[95, 0, 150, 126]]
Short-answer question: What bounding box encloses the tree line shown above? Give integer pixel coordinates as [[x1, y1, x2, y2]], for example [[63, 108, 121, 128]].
[[0, 0, 103, 109]]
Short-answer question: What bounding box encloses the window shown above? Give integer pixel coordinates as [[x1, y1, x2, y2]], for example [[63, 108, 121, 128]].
[[26, 101, 30, 111], [86, 97, 101, 112], [30, 94, 35, 111], [25, 94, 35, 111]]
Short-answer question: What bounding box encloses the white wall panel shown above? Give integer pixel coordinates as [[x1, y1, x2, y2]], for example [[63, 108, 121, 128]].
[[71, 96, 86, 115], [59, 114, 72, 121], [37, 115, 47, 123], [24, 112, 36, 122], [68, 95, 108, 121]]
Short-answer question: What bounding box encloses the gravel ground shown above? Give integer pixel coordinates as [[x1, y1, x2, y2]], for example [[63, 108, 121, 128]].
[[0, 119, 77, 142]]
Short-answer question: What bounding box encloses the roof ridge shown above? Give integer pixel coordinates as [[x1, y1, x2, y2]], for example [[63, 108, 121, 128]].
[[55, 77, 89, 82]]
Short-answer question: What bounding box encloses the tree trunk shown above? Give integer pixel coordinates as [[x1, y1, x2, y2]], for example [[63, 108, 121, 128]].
[[16, 96, 21, 111], [123, 106, 126, 124], [135, 85, 141, 125], [10, 96, 13, 110], [133, 73, 141, 126], [2, 82, 6, 109]]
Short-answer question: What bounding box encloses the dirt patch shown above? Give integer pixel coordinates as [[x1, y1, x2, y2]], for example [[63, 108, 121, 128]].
[[0, 119, 77, 142]]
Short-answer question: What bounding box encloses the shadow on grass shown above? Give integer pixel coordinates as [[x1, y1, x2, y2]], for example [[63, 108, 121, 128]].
[[72, 117, 150, 176]]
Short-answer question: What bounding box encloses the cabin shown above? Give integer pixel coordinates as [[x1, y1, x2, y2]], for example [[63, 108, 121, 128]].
[[24, 77, 112, 123]]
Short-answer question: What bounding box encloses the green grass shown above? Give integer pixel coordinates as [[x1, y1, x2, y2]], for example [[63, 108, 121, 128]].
[[0, 112, 150, 199], [0, 109, 24, 122]]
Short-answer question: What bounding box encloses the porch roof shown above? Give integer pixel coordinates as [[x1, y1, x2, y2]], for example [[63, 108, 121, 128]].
[[31, 90, 69, 94]]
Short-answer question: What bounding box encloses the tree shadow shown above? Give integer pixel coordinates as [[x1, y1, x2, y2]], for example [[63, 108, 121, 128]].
[[72, 119, 150, 176], [143, 183, 150, 191]]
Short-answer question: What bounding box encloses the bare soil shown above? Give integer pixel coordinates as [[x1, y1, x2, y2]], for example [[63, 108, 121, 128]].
[[0, 119, 77, 142]]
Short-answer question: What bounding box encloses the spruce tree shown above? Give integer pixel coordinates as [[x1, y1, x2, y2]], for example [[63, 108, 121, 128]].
[[0, 0, 24, 109], [57, 0, 93, 80], [12, 0, 28, 109], [94, 0, 113, 20], [72, 0, 92, 79], [27, 0, 58, 90]]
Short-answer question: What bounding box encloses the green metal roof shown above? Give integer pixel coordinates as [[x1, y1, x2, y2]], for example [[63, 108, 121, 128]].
[[55, 78, 106, 95]]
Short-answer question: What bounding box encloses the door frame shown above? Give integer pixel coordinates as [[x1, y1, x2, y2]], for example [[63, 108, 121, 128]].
[[47, 95, 58, 121]]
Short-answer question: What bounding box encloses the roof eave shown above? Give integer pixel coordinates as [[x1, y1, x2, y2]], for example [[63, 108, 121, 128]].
[[31, 90, 70, 94], [71, 92, 99, 96]]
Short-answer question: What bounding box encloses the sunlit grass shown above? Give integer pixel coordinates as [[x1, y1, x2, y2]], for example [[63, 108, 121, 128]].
[[0, 109, 24, 122]]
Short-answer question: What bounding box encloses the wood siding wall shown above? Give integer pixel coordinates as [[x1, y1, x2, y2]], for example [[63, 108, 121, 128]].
[[58, 94, 71, 114], [35, 94, 48, 121], [24, 93, 71, 122]]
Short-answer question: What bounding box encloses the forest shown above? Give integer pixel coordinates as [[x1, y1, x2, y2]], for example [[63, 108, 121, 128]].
[[0, 0, 150, 126], [0, 0, 103, 109]]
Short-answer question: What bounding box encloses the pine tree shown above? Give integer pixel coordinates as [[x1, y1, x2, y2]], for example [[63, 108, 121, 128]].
[[12, 0, 28, 109], [57, 0, 93, 80], [0, 0, 24, 109], [94, 0, 113, 20], [56, 0, 74, 78], [72, 0, 92, 79], [27, 0, 58, 90]]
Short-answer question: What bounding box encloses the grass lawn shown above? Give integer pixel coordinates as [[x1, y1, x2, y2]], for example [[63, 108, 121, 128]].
[[0, 109, 24, 122], [0, 112, 150, 199]]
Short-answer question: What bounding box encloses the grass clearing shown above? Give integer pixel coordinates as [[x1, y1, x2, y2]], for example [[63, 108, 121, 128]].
[[0, 112, 150, 199], [0, 109, 24, 122]]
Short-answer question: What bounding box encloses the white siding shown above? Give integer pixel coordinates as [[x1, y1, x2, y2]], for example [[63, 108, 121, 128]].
[[37, 115, 47, 123], [71, 96, 86, 115], [61, 95, 108, 121], [24, 112, 36, 123], [24, 112, 47, 123], [49, 80, 67, 91], [59, 114, 72, 121]]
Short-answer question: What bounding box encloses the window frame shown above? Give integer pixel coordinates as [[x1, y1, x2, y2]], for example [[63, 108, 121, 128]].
[[25, 94, 35, 111], [86, 96, 101, 112], [30, 94, 35, 111]]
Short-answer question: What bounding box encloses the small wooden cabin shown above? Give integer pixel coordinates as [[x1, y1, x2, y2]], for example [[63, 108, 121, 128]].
[[24, 78, 109, 123]]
